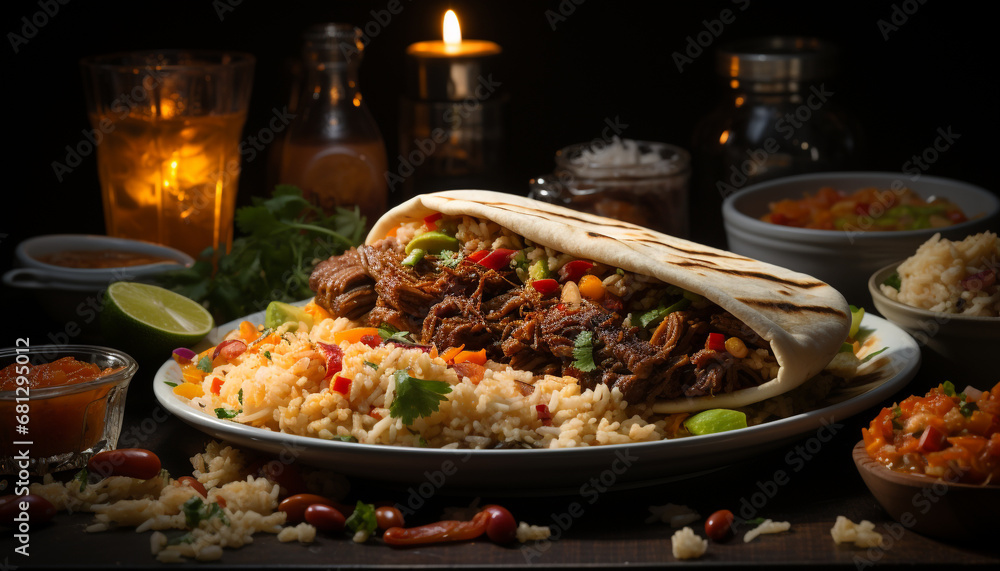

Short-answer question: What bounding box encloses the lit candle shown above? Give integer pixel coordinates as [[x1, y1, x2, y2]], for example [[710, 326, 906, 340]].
[[405, 9, 502, 101]]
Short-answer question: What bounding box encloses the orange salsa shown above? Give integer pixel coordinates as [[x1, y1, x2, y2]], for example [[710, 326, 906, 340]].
[[0, 357, 124, 458], [762, 187, 968, 231], [0, 356, 121, 391], [862, 381, 1000, 485]]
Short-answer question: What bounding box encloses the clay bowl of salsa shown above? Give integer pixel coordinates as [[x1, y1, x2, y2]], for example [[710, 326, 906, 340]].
[[0, 344, 138, 476], [722, 171, 999, 306], [852, 381, 1000, 541]]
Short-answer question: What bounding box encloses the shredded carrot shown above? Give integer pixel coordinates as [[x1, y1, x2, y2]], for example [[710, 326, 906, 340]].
[[452, 349, 487, 366], [440, 345, 466, 363], [334, 327, 381, 345]]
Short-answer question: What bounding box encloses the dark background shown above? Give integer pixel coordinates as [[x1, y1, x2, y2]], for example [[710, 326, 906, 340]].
[[2, 0, 997, 303]]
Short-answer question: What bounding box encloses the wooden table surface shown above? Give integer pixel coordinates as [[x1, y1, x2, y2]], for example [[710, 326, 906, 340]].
[[3, 292, 998, 569]]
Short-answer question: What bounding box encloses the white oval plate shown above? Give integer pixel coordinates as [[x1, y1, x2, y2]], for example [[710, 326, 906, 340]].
[[154, 312, 919, 492]]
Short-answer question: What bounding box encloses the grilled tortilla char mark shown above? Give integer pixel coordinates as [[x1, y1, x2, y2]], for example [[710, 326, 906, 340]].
[[308, 234, 775, 404]]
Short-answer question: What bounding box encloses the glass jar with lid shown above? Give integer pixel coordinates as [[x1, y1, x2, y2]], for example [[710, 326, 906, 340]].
[[691, 36, 864, 248]]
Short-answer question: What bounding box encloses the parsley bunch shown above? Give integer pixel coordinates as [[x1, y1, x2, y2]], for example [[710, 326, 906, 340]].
[[156, 186, 365, 323]]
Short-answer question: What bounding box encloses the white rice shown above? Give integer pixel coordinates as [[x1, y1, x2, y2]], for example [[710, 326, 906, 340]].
[[880, 231, 1000, 316], [671, 526, 708, 559]]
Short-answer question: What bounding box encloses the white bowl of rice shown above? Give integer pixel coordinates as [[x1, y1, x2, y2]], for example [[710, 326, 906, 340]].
[[868, 231, 999, 379]]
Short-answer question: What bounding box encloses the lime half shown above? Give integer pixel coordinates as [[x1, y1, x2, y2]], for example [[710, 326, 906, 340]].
[[102, 282, 214, 355]]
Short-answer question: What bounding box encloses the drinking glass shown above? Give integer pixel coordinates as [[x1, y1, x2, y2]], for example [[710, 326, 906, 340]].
[[81, 50, 254, 258]]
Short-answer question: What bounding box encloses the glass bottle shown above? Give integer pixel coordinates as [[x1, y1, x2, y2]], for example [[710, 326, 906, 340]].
[[691, 36, 864, 248], [276, 23, 388, 226]]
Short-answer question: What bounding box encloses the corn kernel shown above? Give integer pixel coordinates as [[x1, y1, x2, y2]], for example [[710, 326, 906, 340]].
[[725, 337, 749, 358]]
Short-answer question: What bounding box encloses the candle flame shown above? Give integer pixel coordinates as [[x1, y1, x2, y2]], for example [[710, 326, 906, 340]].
[[443, 10, 461, 46]]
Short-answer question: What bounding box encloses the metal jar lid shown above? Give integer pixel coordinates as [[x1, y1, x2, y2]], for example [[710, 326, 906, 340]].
[[716, 36, 838, 83]]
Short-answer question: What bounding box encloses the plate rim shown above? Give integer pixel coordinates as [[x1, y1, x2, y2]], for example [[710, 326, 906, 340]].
[[154, 312, 920, 475]]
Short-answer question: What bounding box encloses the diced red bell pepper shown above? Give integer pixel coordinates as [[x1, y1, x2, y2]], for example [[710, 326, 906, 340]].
[[332, 375, 351, 395], [359, 334, 382, 348], [467, 250, 489, 263], [475, 248, 517, 271], [316, 342, 344, 380], [917, 425, 946, 453], [770, 213, 791, 226], [706, 332, 725, 352], [211, 377, 224, 395], [536, 404, 552, 426], [424, 212, 443, 230], [530, 278, 560, 295], [558, 260, 594, 283]]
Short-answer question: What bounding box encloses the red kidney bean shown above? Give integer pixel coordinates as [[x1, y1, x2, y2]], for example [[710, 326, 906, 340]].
[[176, 476, 207, 497], [278, 493, 338, 524], [304, 503, 346, 532], [87, 448, 161, 480], [1, 494, 56, 527], [704, 509, 735, 542], [482, 505, 517, 544], [375, 506, 405, 531]]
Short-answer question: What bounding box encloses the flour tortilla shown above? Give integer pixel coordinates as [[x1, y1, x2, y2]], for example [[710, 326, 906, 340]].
[[368, 190, 851, 413]]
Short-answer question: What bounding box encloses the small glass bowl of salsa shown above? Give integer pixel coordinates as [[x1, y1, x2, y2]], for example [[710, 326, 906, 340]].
[[761, 187, 969, 231], [0, 345, 138, 476]]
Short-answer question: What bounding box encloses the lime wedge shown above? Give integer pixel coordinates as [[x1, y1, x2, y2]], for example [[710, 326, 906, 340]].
[[102, 282, 214, 356]]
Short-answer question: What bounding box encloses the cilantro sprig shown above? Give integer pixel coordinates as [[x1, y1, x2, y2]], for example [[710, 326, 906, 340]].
[[181, 497, 230, 528], [155, 185, 365, 323], [390, 370, 452, 425], [572, 331, 597, 372], [345, 501, 377, 538]]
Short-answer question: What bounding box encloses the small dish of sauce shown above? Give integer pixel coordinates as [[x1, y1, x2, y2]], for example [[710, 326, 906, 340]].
[[34, 249, 177, 269]]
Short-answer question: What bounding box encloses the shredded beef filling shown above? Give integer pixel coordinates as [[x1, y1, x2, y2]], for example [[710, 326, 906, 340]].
[[310, 238, 770, 404]]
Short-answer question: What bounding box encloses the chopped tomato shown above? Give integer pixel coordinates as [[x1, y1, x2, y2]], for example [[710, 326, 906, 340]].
[[558, 260, 594, 283], [474, 249, 518, 271], [864, 381, 1000, 484], [530, 278, 560, 295], [316, 342, 343, 380]]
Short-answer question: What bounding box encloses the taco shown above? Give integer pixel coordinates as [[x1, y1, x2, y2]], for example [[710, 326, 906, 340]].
[[310, 190, 851, 413]]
